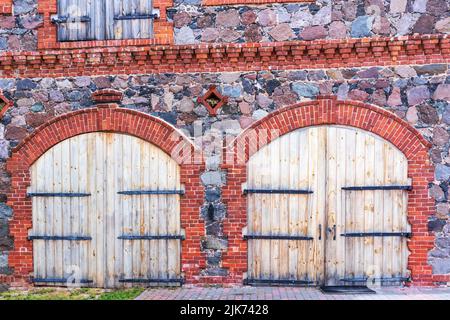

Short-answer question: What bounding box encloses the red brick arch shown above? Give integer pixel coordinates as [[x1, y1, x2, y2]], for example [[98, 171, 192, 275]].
[[222, 96, 447, 286], [5, 104, 205, 286]]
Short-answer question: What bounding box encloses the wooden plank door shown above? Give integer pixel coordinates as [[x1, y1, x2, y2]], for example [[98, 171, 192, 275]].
[[29, 132, 182, 288], [324, 126, 411, 286], [246, 127, 327, 285]]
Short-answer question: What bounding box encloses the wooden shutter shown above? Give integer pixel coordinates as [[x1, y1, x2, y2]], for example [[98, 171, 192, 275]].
[[109, 0, 154, 40]]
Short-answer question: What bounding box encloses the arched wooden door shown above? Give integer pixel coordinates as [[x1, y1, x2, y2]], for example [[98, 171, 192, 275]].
[[246, 125, 411, 286], [28, 132, 183, 288]]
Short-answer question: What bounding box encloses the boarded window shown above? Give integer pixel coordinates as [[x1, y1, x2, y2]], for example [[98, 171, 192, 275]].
[[53, 0, 155, 41]]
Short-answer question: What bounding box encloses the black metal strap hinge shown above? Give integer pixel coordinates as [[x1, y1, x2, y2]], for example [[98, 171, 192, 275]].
[[118, 190, 185, 195], [114, 13, 159, 20], [51, 15, 91, 24], [341, 232, 412, 238], [28, 235, 92, 241], [244, 278, 314, 286], [244, 234, 313, 241], [243, 189, 313, 195], [118, 234, 185, 240], [342, 185, 412, 191], [27, 192, 91, 197], [32, 278, 93, 284], [340, 276, 410, 283], [119, 278, 184, 284]]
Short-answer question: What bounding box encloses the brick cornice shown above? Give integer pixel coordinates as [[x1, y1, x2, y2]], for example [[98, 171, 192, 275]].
[[0, 34, 449, 78]]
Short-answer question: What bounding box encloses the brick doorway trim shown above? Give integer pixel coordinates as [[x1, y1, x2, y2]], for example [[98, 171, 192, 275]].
[[5, 105, 205, 286], [222, 95, 447, 286]]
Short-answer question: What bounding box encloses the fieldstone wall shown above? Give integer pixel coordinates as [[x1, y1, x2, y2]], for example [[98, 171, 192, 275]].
[[171, 0, 450, 44], [0, 0, 41, 51], [0, 63, 449, 277], [0, 1, 449, 51]]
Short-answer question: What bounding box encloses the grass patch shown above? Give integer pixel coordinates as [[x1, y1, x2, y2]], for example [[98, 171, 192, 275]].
[[0, 287, 145, 300]]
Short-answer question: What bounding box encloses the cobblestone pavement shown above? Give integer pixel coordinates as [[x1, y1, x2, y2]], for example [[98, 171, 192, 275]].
[[137, 286, 450, 300]]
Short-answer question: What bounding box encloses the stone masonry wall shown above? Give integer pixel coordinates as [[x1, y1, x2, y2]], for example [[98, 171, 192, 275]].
[[0, 64, 450, 279], [171, 0, 450, 44], [0, 0, 42, 51], [0, 1, 450, 51]]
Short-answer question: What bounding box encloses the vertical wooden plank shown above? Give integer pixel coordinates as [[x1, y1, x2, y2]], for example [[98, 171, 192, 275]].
[[78, 134, 89, 283], [363, 134, 375, 281], [288, 130, 300, 280], [61, 139, 71, 280], [53, 143, 63, 280], [269, 137, 280, 280], [297, 129, 309, 282], [149, 141, 159, 282], [122, 135, 132, 287], [383, 143, 394, 279]]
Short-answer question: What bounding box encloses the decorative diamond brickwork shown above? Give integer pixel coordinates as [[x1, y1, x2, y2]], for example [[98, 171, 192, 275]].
[[0, 92, 12, 119], [197, 85, 229, 116]]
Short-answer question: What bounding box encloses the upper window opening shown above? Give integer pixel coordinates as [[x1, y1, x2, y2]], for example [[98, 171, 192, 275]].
[[52, 0, 158, 41]]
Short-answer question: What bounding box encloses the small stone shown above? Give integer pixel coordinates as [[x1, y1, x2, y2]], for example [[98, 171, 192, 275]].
[[388, 87, 402, 107], [219, 29, 241, 42], [427, 218, 447, 232], [0, 140, 8, 159], [173, 11, 191, 28], [407, 86, 430, 105], [197, 15, 213, 28], [351, 16, 373, 38], [431, 257, 450, 274], [300, 26, 327, 40], [257, 9, 277, 27], [412, 14, 436, 34], [433, 127, 449, 146], [205, 155, 221, 171], [390, 0, 407, 13], [239, 102, 252, 115], [216, 9, 240, 28], [205, 187, 221, 202], [414, 64, 447, 76], [31, 102, 44, 113], [357, 67, 379, 79], [219, 73, 240, 84], [311, 5, 331, 26], [327, 70, 344, 80], [5, 126, 27, 140], [25, 113, 51, 127], [239, 116, 254, 128], [268, 23, 294, 41], [49, 90, 64, 102], [348, 89, 369, 102], [428, 184, 445, 201], [0, 16, 16, 29], [56, 79, 73, 89], [436, 17, 450, 34], [201, 236, 228, 250], [93, 77, 111, 89], [395, 66, 417, 78], [222, 85, 242, 98], [211, 119, 241, 135], [337, 83, 349, 100], [13, 1, 36, 15], [370, 89, 387, 106], [372, 17, 391, 35], [406, 106, 419, 124], [329, 20, 347, 38], [201, 171, 224, 186], [395, 13, 417, 36], [436, 203, 450, 218], [433, 84, 450, 101], [0, 203, 12, 219], [201, 28, 219, 42], [178, 97, 195, 113], [244, 24, 262, 42], [16, 98, 34, 108], [252, 109, 268, 121], [175, 26, 196, 45], [74, 76, 91, 87], [292, 82, 319, 98], [413, 0, 428, 12], [16, 79, 36, 91], [417, 103, 439, 124], [426, 0, 448, 15], [256, 94, 273, 109], [435, 164, 450, 181], [20, 14, 43, 29], [241, 10, 257, 25]]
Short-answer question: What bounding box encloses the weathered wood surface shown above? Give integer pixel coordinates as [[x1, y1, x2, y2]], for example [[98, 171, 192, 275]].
[[246, 125, 410, 286], [30, 132, 181, 288], [57, 0, 153, 41]]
